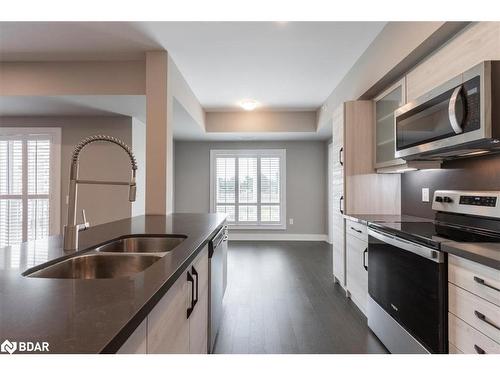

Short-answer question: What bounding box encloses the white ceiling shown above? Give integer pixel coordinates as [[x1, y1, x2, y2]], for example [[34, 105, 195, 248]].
[[0, 22, 386, 110]]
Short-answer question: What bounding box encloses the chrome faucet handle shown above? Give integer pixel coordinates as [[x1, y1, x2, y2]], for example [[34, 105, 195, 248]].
[[78, 209, 90, 231]]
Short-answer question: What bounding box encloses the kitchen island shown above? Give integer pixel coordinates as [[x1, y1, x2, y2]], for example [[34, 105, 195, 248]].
[[0, 213, 226, 354]]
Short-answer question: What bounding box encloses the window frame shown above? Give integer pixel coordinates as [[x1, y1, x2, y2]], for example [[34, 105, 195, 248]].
[[209, 149, 286, 230], [0, 127, 62, 242]]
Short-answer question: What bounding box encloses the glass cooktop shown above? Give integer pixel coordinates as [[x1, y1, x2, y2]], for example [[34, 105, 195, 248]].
[[369, 220, 500, 250]]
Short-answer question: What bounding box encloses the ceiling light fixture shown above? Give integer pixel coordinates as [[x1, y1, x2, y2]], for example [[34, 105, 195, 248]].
[[240, 99, 259, 111]]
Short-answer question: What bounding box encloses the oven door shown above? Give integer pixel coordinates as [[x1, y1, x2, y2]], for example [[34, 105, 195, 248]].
[[367, 227, 447, 353], [394, 75, 481, 159]]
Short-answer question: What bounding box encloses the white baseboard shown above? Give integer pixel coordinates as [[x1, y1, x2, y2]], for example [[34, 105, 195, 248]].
[[228, 233, 329, 241]]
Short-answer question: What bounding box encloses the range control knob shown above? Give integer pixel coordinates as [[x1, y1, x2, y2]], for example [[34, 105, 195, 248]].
[[443, 196, 453, 203], [435, 196, 443, 202]]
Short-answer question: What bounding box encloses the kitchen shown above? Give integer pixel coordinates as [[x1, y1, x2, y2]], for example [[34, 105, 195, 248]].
[[0, 7, 499, 375]]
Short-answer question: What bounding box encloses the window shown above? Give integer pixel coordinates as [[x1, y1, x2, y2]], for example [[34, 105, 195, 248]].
[[210, 149, 286, 229], [0, 128, 61, 247]]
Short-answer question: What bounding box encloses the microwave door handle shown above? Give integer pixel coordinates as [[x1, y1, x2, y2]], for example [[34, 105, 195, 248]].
[[449, 86, 464, 134]]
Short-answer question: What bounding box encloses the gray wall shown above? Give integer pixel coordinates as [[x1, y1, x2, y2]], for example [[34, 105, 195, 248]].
[[174, 140, 328, 235], [401, 154, 500, 219], [0, 116, 134, 230]]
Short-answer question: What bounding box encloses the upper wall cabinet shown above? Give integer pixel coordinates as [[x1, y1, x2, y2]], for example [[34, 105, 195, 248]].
[[374, 78, 406, 170], [406, 22, 500, 102], [374, 78, 442, 173]]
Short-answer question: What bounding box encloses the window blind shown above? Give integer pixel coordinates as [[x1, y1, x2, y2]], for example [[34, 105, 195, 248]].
[[212, 150, 285, 228], [0, 136, 52, 247]]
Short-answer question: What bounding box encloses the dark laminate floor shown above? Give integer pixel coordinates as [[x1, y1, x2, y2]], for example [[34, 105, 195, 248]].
[[214, 241, 388, 354]]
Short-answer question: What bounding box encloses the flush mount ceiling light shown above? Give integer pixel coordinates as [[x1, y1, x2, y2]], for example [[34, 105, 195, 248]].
[[239, 99, 259, 111]]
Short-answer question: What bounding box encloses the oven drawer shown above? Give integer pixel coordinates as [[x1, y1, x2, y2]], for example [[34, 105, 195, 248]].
[[449, 313, 500, 354], [448, 254, 500, 307], [346, 220, 367, 242], [449, 283, 500, 344]]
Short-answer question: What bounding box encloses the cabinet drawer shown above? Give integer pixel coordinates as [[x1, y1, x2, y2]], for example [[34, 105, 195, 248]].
[[346, 234, 368, 314], [449, 283, 500, 344], [448, 255, 500, 307], [449, 313, 500, 354], [345, 220, 368, 242]]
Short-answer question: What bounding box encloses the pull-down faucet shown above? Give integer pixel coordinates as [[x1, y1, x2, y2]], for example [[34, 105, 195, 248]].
[[63, 135, 138, 251]]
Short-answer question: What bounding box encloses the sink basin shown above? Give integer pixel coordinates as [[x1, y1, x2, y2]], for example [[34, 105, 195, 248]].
[[25, 253, 162, 279], [95, 235, 186, 254]]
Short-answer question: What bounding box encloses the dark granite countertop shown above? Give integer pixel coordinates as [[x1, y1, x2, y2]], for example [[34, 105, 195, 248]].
[[441, 241, 500, 270], [0, 213, 226, 353], [343, 214, 433, 225]]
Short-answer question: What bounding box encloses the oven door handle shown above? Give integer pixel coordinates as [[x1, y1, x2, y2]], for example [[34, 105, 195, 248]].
[[368, 228, 444, 263]]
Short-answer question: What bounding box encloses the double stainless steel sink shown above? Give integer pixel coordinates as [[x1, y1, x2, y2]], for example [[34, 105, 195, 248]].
[[24, 235, 186, 280]]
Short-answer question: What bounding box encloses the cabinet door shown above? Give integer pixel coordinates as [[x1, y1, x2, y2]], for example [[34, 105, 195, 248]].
[[406, 23, 500, 102], [346, 233, 368, 314], [374, 79, 405, 169], [148, 268, 190, 354], [117, 319, 147, 354], [332, 212, 345, 285], [189, 246, 209, 354], [331, 104, 345, 285]]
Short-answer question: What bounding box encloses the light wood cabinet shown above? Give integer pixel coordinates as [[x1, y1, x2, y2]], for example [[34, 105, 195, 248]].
[[449, 283, 500, 344], [148, 263, 191, 353], [116, 319, 147, 354], [329, 101, 400, 287], [331, 104, 345, 286], [374, 78, 406, 170], [189, 247, 209, 354], [449, 313, 500, 354], [448, 254, 500, 307], [118, 245, 209, 354], [345, 219, 368, 315], [448, 254, 500, 354], [406, 22, 500, 102]]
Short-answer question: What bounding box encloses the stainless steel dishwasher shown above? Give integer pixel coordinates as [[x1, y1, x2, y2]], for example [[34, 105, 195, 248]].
[[208, 225, 228, 353]]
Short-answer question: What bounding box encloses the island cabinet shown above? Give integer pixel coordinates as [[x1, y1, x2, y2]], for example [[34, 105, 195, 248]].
[[118, 245, 209, 354], [116, 320, 148, 354]]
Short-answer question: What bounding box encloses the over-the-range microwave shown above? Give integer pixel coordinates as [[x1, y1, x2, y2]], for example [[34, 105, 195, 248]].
[[394, 61, 500, 160]]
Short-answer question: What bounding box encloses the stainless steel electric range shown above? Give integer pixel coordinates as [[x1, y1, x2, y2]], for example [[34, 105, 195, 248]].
[[367, 190, 500, 354]]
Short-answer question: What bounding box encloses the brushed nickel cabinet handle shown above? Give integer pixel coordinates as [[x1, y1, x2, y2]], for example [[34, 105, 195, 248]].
[[474, 310, 500, 331], [474, 344, 486, 354], [474, 276, 500, 293]]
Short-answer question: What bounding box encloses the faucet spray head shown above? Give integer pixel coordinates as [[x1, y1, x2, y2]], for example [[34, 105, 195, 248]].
[[129, 170, 137, 202]]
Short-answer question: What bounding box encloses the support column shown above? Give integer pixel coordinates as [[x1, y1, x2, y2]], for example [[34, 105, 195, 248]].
[[145, 51, 173, 215]]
